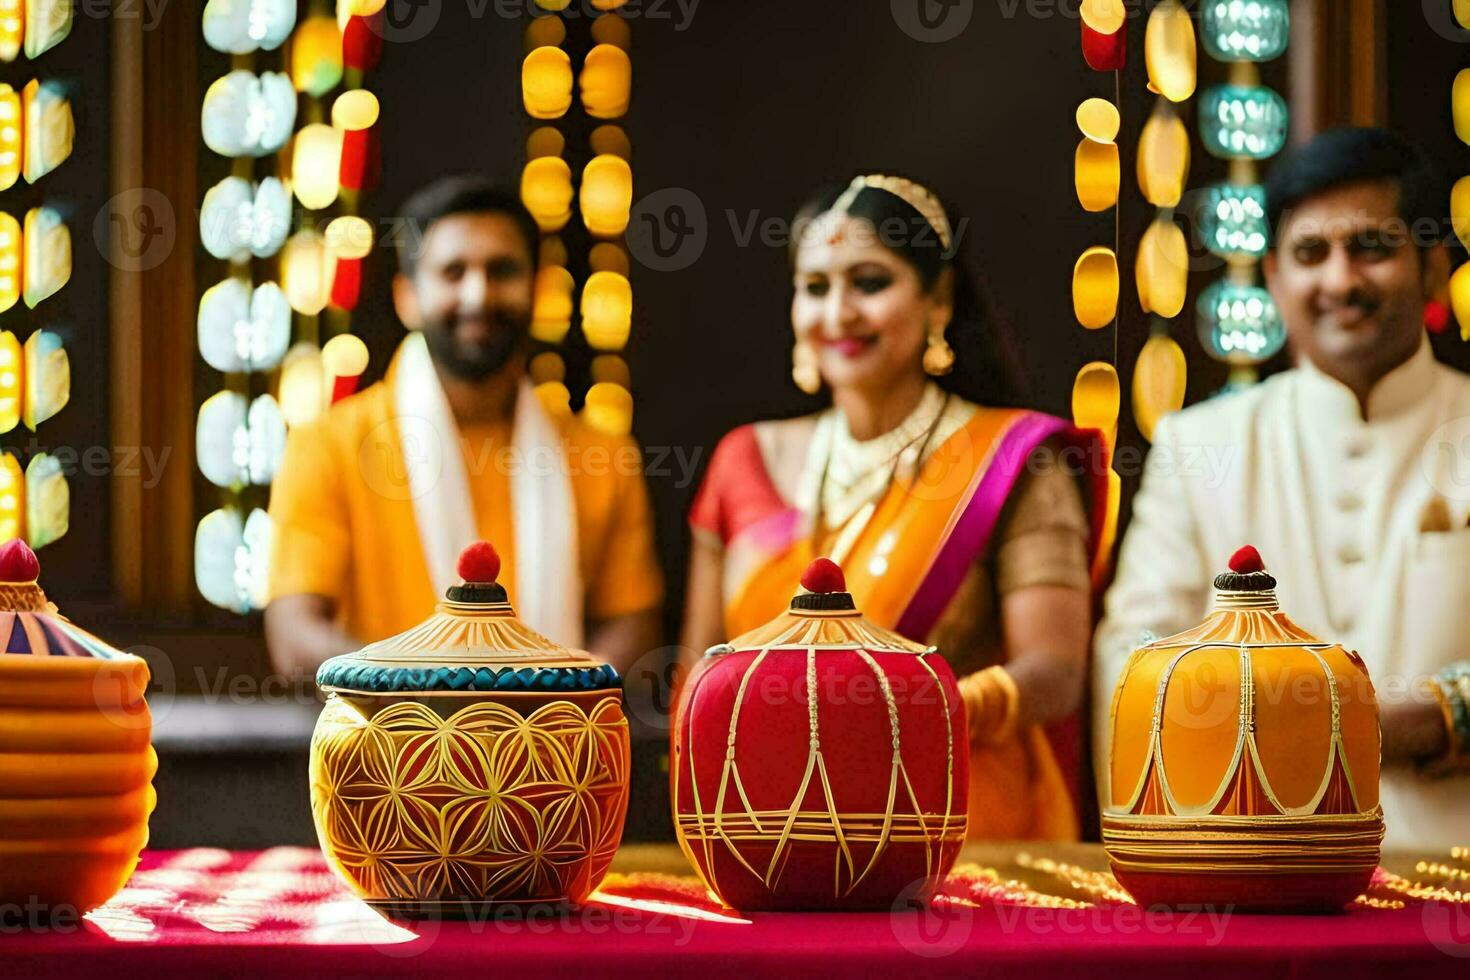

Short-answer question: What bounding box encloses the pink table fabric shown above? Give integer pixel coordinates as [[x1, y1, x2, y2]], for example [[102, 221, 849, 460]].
[[5, 848, 1468, 978]]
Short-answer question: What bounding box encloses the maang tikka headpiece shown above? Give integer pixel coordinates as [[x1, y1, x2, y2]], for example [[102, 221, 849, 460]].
[[824, 174, 954, 251]]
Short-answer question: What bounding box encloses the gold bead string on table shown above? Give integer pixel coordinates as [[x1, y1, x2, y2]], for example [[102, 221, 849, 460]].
[[522, 2, 635, 437], [0, 3, 77, 549]]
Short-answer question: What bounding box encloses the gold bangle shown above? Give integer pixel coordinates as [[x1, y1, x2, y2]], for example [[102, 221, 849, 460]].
[[958, 665, 1021, 747]]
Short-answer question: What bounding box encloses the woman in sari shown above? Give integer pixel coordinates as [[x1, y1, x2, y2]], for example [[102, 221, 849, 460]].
[[680, 174, 1110, 840]]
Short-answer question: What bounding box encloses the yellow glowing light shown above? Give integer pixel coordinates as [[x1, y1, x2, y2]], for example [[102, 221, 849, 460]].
[[337, 0, 387, 29], [1075, 138, 1120, 213], [1456, 70, 1470, 147], [523, 46, 573, 120], [1072, 361, 1120, 445], [539, 236, 568, 269], [278, 342, 326, 427], [1136, 217, 1188, 319], [22, 206, 68, 310], [23, 329, 67, 431], [581, 270, 632, 350], [325, 215, 374, 260], [582, 381, 632, 436], [331, 89, 379, 130], [282, 231, 335, 316], [25, 0, 72, 60], [591, 11, 631, 48], [589, 242, 629, 275], [291, 123, 343, 210], [534, 381, 572, 418], [0, 451, 21, 542], [581, 154, 633, 237], [1452, 262, 1470, 342], [0, 331, 17, 433], [527, 126, 565, 160], [22, 79, 73, 184], [291, 16, 344, 97], [0, 84, 18, 190], [1453, 176, 1470, 253], [1145, 0, 1196, 103], [521, 156, 573, 232], [590, 124, 630, 159], [1137, 105, 1191, 208], [1132, 333, 1187, 443], [322, 333, 369, 377], [591, 0, 629, 10], [1076, 98, 1120, 143], [529, 351, 565, 384], [579, 43, 631, 119], [1080, 0, 1125, 33], [532, 266, 575, 344], [591, 354, 630, 388], [1458, 0, 1470, 30], [0, 0, 19, 62], [525, 14, 566, 50], [0, 211, 18, 313], [24, 452, 66, 548], [1072, 247, 1119, 330], [534, 0, 570, 9]]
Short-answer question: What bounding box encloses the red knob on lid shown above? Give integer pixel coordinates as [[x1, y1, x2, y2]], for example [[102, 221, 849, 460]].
[[457, 541, 501, 585], [0, 539, 39, 584], [1228, 545, 1265, 574], [800, 557, 847, 594]]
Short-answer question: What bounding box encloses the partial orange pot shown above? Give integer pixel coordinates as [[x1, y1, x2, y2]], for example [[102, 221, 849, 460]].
[[0, 540, 156, 917], [1102, 545, 1382, 912]]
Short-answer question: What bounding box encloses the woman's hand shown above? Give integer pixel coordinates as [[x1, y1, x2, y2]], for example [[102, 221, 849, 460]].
[[997, 582, 1093, 729]]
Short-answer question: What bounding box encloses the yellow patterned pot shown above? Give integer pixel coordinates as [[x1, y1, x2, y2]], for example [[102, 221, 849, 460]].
[[309, 541, 630, 918], [1102, 546, 1382, 912], [0, 540, 156, 917]]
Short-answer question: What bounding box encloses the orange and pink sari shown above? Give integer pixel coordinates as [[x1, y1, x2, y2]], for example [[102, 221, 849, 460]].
[[691, 406, 1111, 840]]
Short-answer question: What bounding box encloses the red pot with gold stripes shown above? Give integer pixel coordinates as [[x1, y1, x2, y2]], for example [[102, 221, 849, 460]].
[[672, 558, 968, 910]]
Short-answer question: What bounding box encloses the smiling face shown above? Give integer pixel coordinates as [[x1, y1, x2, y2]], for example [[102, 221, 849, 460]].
[[393, 211, 536, 381], [791, 214, 952, 397], [1265, 179, 1446, 391]]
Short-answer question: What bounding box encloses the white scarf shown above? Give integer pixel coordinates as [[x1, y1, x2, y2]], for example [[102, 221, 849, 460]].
[[390, 331, 584, 646]]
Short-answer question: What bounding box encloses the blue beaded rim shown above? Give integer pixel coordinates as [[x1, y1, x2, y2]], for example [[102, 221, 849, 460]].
[[315, 659, 622, 694]]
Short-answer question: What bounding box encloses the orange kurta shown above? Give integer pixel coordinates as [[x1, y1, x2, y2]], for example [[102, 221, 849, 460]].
[[267, 380, 663, 645]]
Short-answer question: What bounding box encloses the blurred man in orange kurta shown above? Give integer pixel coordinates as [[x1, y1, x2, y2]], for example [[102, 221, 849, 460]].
[[266, 176, 662, 677]]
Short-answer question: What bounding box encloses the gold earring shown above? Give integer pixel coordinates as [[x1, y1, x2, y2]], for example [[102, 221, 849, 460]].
[[923, 323, 955, 377], [792, 338, 821, 394]]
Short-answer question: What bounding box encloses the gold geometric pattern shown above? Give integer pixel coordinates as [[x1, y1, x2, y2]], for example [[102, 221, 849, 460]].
[[310, 695, 628, 907]]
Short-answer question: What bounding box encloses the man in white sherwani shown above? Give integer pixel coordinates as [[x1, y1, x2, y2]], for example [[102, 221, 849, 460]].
[[1095, 129, 1468, 848]]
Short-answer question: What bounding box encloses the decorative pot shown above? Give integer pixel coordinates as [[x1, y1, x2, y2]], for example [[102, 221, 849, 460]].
[[0, 540, 156, 917], [1102, 546, 1383, 911], [672, 558, 968, 910], [310, 541, 630, 918]]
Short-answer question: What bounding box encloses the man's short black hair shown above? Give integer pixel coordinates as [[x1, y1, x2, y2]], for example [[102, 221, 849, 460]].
[[1264, 128, 1448, 250], [395, 175, 540, 277]]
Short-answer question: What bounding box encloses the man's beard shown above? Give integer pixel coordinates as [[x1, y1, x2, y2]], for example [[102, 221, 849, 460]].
[[421, 308, 531, 381]]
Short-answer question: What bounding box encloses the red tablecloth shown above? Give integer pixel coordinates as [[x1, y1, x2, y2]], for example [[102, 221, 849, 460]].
[[6, 848, 1468, 978]]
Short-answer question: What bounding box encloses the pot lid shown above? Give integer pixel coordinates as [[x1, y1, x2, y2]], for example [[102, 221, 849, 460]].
[[713, 557, 932, 655], [316, 541, 620, 695], [0, 539, 131, 659]]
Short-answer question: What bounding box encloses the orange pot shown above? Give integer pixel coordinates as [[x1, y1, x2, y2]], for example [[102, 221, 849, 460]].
[[0, 540, 156, 917], [1102, 546, 1382, 911]]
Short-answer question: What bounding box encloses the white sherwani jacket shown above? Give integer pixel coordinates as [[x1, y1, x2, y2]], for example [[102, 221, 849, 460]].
[[1095, 338, 1470, 848]]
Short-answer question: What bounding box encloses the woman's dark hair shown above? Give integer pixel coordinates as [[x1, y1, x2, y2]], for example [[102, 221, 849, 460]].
[[1264, 128, 1448, 249], [791, 179, 1028, 408], [395, 174, 541, 277]]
